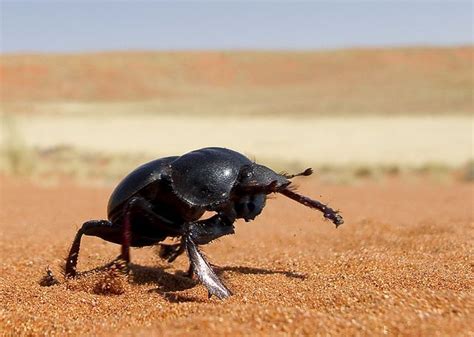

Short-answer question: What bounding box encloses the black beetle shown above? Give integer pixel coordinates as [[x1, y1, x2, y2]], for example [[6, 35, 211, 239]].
[[65, 147, 343, 299]]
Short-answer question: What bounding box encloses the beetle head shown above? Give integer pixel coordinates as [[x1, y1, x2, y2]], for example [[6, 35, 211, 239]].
[[227, 164, 289, 221], [237, 163, 291, 193], [233, 193, 266, 222]]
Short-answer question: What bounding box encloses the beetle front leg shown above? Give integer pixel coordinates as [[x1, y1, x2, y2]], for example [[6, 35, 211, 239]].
[[184, 235, 232, 299], [159, 213, 234, 263], [183, 213, 235, 299], [279, 188, 344, 227], [188, 213, 235, 245]]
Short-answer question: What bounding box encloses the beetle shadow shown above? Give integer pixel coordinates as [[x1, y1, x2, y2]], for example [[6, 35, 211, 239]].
[[213, 265, 307, 280], [129, 263, 210, 303], [76, 260, 306, 303], [129, 263, 196, 290], [67, 260, 201, 302], [130, 263, 306, 303]]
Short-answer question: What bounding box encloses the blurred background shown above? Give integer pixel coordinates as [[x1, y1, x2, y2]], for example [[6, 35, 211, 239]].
[[0, 1, 472, 184]]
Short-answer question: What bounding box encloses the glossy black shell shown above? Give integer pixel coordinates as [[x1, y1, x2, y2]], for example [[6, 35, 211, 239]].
[[107, 156, 178, 217], [107, 147, 290, 220], [169, 147, 252, 207]]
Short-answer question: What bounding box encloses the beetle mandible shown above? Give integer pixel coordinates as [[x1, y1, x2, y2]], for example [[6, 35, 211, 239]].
[[65, 147, 343, 299]]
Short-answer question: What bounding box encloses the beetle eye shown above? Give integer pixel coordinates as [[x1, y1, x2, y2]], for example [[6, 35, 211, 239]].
[[235, 203, 244, 213], [247, 202, 255, 212]]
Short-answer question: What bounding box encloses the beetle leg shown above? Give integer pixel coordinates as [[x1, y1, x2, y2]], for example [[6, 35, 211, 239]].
[[159, 237, 186, 263], [181, 214, 234, 282], [65, 195, 182, 278], [188, 213, 235, 245], [120, 200, 133, 265], [159, 239, 193, 279], [279, 188, 344, 227], [159, 214, 234, 265], [185, 263, 194, 278], [184, 235, 232, 299], [65, 220, 119, 277]]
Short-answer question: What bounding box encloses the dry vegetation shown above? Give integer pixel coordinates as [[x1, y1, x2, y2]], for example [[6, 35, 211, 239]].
[[1, 114, 472, 183]]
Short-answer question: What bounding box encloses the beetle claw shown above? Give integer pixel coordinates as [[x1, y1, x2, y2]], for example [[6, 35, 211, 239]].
[[39, 267, 60, 287], [111, 257, 130, 274]]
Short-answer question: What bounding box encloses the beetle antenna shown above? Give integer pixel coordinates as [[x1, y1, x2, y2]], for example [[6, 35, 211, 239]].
[[281, 168, 313, 179], [279, 188, 343, 227]]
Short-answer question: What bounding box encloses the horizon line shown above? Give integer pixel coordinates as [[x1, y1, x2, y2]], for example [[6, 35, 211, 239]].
[[1, 43, 472, 57]]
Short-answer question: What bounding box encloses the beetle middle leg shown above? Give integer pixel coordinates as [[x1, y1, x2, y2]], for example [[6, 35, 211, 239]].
[[159, 238, 186, 263]]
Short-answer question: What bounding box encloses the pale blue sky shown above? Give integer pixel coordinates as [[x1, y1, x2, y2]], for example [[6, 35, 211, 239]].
[[1, 1, 472, 53]]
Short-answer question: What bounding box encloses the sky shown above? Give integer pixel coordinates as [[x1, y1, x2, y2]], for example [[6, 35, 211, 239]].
[[0, 1, 472, 53]]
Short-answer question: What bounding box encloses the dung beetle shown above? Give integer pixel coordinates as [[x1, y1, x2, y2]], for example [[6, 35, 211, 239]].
[[65, 147, 343, 299]]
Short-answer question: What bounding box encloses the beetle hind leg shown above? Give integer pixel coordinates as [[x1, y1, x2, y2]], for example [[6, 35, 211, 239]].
[[65, 220, 122, 277]]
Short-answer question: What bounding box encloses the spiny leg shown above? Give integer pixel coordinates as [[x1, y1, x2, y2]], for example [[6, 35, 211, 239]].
[[183, 213, 235, 298], [158, 238, 193, 278], [185, 235, 232, 299], [158, 239, 194, 278], [65, 200, 142, 277], [159, 213, 234, 269]]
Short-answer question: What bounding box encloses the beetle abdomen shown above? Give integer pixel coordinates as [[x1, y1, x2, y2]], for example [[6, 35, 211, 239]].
[[107, 156, 178, 216]]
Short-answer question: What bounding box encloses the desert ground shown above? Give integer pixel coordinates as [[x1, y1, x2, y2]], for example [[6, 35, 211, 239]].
[[0, 175, 472, 336]]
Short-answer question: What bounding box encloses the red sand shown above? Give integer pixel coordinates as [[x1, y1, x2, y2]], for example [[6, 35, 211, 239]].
[[0, 176, 472, 336]]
